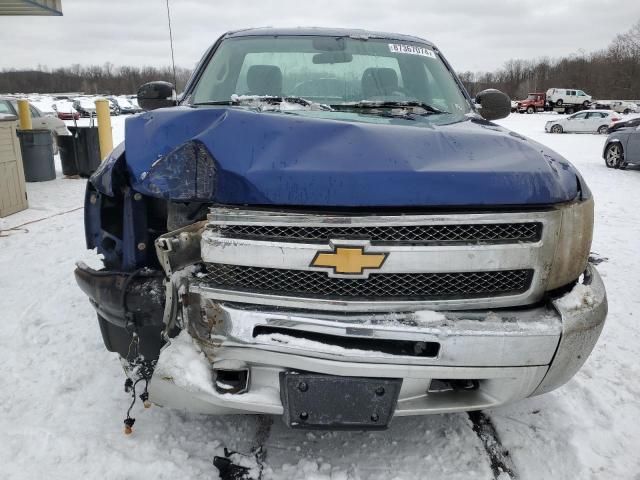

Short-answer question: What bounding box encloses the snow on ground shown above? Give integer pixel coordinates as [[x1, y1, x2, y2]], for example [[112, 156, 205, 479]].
[[1, 113, 639, 479]]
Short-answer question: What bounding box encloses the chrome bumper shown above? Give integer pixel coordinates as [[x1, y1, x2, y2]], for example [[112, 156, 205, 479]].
[[149, 264, 607, 416]]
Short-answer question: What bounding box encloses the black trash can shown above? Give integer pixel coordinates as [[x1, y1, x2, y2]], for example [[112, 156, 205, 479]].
[[57, 134, 79, 176], [68, 126, 101, 177], [17, 129, 56, 182]]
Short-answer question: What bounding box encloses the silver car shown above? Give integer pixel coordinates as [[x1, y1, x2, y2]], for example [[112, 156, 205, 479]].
[[603, 124, 640, 169], [0, 97, 70, 154], [545, 110, 621, 134]]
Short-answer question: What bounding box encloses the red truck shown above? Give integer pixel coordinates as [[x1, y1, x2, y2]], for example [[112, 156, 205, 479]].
[[516, 92, 590, 114], [516, 93, 546, 114]]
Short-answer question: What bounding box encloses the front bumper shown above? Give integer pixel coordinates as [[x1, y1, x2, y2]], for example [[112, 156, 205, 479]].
[[148, 264, 607, 417]]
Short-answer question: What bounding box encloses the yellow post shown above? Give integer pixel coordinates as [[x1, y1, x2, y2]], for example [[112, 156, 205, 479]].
[[17, 99, 32, 130], [95, 98, 113, 160]]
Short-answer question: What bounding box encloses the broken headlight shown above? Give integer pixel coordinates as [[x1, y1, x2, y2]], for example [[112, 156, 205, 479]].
[[139, 139, 216, 202]]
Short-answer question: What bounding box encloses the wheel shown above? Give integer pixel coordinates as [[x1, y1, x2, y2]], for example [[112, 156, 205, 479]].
[[566, 107, 575, 114], [526, 106, 535, 114], [623, 108, 630, 114], [583, 101, 590, 107], [597, 125, 609, 134], [556, 99, 563, 106], [551, 124, 563, 134], [605, 143, 623, 168]]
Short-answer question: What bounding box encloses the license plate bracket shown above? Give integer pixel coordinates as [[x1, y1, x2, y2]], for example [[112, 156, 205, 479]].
[[280, 372, 402, 430]]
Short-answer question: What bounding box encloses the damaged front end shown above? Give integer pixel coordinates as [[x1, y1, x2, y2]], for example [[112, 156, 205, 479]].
[[76, 110, 606, 431], [75, 141, 212, 383]]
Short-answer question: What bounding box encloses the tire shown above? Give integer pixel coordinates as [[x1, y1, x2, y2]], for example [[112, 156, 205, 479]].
[[597, 125, 609, 134], [526, 106, 535, 114], [583, 101, 590, 107], [551, 124, 563, 134], [566, 107, 575, 114], [605, 143, 623, 169], [623, 109, 630, 114], [556, 99, 563, 106]]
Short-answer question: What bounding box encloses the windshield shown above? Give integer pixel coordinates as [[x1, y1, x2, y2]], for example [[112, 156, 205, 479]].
[[527, 94, 538, 100], [190, 36, 471, 116]]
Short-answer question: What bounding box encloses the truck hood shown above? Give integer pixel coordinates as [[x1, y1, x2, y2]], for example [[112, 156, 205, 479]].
[[121, 106, 580, 207]]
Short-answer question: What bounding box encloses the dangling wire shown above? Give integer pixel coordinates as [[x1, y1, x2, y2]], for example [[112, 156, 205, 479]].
[[123, 377, 149, 435], [120, 268, 154, 434]]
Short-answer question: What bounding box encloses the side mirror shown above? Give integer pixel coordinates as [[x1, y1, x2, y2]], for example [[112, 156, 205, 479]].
[[476, 89, 511, 121], [137, 81, 177, 111]]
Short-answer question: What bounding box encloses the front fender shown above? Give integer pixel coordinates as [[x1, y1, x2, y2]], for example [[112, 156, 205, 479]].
[[90, 141, 126, 196]]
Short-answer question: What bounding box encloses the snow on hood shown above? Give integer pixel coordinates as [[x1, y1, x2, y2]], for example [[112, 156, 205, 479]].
[[123, 106, 580, 207]]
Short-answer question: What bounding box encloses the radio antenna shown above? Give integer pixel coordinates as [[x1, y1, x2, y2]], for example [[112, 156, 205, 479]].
[[165, 0, 178, 89]]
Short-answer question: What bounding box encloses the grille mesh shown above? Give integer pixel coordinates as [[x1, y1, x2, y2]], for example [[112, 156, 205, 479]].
[[214, 222, 542, 244], [202, 264, 533, 301]]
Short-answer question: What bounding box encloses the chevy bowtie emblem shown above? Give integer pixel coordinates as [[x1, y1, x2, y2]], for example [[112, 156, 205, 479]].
[[310, 246, 387, 275]]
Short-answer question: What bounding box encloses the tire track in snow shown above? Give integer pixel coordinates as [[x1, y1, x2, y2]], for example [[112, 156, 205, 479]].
[[469, 411, 517, 479]]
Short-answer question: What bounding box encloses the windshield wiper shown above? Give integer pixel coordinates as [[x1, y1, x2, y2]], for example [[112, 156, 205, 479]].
[[332, 100, 448, 115], [192, 95, 333, 111]]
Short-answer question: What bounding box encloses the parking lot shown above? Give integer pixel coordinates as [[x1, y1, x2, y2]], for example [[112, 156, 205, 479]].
[[0, 112, 638, 479]]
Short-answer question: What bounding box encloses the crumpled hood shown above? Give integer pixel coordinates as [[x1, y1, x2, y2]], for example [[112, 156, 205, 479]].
[[123, 106, 580, 207]]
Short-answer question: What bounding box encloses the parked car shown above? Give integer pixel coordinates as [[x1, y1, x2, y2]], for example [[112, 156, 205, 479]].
[[610, 101, 639, 114], [52, 100, 80, 120], [0, 97, 70, 153], [545, 110, 620, 134], [75, 27, 606, 432], [608, 116, 640, 133], [546, 88, 592, 107], [29, 99, 57, 116], [109, 96, 139, 114], [106, 98, 120, 115], [603, 124, 640, 169], [72, 97, 97, 117]]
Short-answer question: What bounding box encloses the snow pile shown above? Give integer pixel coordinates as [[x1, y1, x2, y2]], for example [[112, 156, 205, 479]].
[[413, 309, 447, 324], [554, 282, 596, 311], [154, 330, 216, 395]]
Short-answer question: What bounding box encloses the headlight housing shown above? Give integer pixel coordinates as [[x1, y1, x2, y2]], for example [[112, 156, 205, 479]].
[[547, 198, 594, 290], [139, 139, 216, 201]]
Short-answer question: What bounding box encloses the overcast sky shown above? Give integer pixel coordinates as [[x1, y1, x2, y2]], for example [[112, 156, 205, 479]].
[[1, 0, 639, 73]]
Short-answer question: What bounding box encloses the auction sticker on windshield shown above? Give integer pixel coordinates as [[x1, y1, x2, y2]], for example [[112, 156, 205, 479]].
[[388, 44, 436, 58]]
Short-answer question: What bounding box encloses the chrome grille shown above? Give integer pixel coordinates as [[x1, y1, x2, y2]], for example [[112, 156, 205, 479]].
[[202, 264, 533, 301], [214, 222, 542, 244]]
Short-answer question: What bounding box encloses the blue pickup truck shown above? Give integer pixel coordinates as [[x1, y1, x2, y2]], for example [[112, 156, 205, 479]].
[[75, 27, 607, 431]]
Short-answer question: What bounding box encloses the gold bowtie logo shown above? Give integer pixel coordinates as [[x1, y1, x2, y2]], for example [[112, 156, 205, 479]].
[[310, 246, 387, 275]]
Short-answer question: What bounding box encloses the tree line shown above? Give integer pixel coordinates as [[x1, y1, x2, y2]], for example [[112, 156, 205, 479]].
[[459, 20, 640, 100], [0, 63, 192, 95], [1, 20, 639, 100]]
